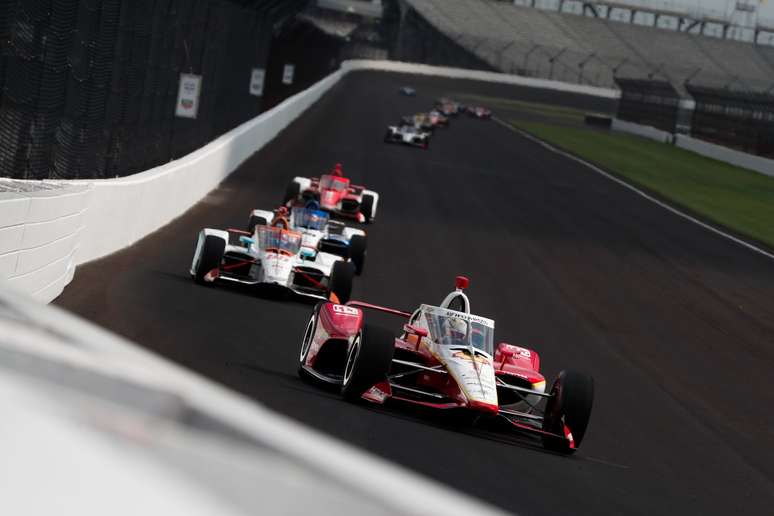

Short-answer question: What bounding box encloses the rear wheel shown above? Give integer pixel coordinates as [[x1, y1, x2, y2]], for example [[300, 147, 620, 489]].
[[283, 181, 301, 204], [541, 370, 594, 454], [349, 234, 366, 275], [360, 194, 375, 223], [247, 215, 267, 234], [341, 324, 395, 402], [329, 261, 354, 303], [194, 235, 225, 284]]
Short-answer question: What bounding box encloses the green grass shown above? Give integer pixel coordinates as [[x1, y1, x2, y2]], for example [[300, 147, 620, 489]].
[[509, 119, 774, 249]]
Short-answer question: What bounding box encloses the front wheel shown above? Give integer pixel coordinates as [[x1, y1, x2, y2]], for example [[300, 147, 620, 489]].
[[541, 370, 594, 454], [341, 324, 395, 402], [194, 235, 225, 284], [284, 181, 301, 204], [247, 215, 267, 234], [298, 302, 324, 381], [349, 234, 367, 275], [329, 260, 354, 303], [360, 194, 375, 223]]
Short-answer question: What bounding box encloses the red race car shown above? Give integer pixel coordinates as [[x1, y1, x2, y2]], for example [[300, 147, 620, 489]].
[[284, 164, 379, 224], [467, 106, 492, 119], [298, 276, 595, 454]]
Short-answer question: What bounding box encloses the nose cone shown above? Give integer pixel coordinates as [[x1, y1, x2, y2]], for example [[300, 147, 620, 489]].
[[261, 254, 292, 286], [468, 399, 499, 415]]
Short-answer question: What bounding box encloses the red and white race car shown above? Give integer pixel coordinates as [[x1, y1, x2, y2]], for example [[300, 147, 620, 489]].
[[298, 276, 595, 454], [467, 106, 492, 119], [284, 164, 379, 224]]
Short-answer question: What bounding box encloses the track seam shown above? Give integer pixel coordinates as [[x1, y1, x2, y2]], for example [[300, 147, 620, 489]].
[[493, 117, 774, 262]]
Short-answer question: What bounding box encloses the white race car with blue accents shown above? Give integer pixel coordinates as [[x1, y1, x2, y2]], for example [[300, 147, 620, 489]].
[[248, 203, 367, 275], [190, 213, 355, 302]]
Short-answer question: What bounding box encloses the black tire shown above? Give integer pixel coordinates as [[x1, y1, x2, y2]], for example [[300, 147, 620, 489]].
[[341, 324, 395, 402], [247, 215, 268, 234], [348, 234, 367, 275], [541, 370, 594, 454], [329, 261, 354, 303], [360, 194, 375, 223], [283, 181, 301, 204], [298, 302, 324, 381], [194, 235, 225, 284]]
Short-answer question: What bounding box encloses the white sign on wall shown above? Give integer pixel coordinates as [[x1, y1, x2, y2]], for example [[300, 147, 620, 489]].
[[175, 73, 202, 119], [249, 68, 265, 96], [282, 64, 295, 85]]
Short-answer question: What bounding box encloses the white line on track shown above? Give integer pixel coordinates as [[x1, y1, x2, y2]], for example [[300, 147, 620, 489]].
[[493, 117, 774, 262]]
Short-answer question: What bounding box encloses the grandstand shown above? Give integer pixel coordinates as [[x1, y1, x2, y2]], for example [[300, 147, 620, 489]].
[[401, 0, 774, 92]]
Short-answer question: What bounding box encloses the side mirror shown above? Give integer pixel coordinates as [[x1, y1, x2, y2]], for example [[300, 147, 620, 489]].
[[403, 324, 428, 338], [239, 236, 255, 247]]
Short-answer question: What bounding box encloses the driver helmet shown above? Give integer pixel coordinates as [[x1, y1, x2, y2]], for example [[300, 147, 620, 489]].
[[445, 317, 468, 340], [332, 163, 343, 177], [304, 199, 321, 211], [470, 323, 486, 349], [275, 206, 289, 218]]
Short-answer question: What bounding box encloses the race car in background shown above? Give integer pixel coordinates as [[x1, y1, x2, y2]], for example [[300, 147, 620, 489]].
[[297, 276, 595, 454], [248, 203, 367, 275], [284, 164, 380, 224], [399, 86, 416, 96], [467, 106, 492, 119], [436, 98, 465, 116], [384, 123, 431, 149], [401, 113, 434, 132], [428, 110, 449, 128], [190, 217, 355, 302]]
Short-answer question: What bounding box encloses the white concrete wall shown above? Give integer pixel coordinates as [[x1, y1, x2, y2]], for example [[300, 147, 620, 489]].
[[611, 118, 672, 144], [0, 184, 91, 302], [344, 60, 620, 99], [675, 134, 774, 178], [611, 117, 774, 178], [0, 60, 617, 303]]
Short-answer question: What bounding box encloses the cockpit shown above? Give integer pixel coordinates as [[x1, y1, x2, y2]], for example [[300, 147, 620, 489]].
[[320, 174, 349, 192], [418, 305, 494, 355], [293, 207, 329, 231]]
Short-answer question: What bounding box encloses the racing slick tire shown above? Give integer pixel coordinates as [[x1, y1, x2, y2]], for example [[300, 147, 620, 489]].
[[247, 215, 268, 234], [283, 181, 301, 204], [541, 370, 594, 454], [360, 194, 375, 223], [194, 235, 225, 284], [341, 324, 395, 402], [329, 261, 354, 303], [349, 234, 367, 275], [298, 302, 324, 382]]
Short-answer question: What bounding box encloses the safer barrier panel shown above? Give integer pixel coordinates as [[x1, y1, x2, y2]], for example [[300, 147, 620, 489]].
[[0, 184, 91, 302]]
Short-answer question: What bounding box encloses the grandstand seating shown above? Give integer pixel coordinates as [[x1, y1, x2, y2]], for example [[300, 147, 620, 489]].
[[404, 0, 774, 91]]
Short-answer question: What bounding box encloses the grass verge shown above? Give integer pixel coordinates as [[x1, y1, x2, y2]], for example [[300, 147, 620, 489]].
[[508, 119, 774, 250]]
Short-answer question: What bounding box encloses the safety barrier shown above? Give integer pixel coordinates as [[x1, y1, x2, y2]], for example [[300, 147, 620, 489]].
[[611, 117, 774, 178], [0, 183, 91, 302], [675, 134, 774, 178], [0, 60, 619, 303], [611, 118, 672, 144]]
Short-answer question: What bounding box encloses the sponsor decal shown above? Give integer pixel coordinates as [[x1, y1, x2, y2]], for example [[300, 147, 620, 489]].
[[249, 68, 265, 96], [282, 64, 295, 85], [332, 304, 359, 316], [420, 304, 495, 328], [175, 73, 202, 119]]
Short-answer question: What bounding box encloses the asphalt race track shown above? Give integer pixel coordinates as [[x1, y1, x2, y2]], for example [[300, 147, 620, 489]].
[[58, 71, 774, 515]]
